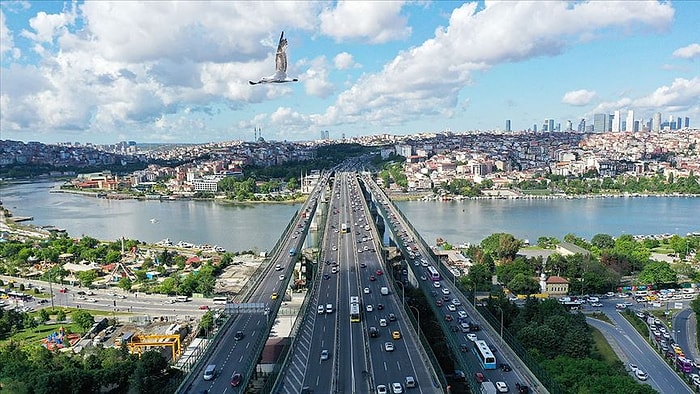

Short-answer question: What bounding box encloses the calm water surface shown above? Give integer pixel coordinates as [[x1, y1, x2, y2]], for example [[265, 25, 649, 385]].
[[2, 181, 699, 250]]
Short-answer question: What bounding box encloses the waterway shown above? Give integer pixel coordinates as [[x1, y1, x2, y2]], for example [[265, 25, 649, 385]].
[[1, 181, 698, 252]]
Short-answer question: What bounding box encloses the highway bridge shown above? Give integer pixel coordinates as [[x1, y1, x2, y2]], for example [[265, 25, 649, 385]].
[[179, 171, 547, 394]]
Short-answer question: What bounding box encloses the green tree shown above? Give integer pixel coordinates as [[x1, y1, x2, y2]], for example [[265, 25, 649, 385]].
[[638, 261, 677, 286], [507, 273, 540, 295], [118, 277, 133, 292], [38, 309, 50, 324], [77, 270, 98, 288], [591, 233, 615, 250], [72, 309, 95, 333], [56, 310, 66, 322]]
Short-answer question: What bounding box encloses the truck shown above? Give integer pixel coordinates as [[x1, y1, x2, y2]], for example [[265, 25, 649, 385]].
[[380, 287, 389, 295], [480, 381, 497, 394]]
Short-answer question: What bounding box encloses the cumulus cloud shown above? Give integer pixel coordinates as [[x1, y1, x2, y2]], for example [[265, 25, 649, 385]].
[[301, 56, 335, 98], [589, 77, 700, 116], [334, 52, 359, 70], [562, 89, 597, 106], [673, 43, 700, 60], [320, 1, 410, 44], [313, 1, 674, 130]]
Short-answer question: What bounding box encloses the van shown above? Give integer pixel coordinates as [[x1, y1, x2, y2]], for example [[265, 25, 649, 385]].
[[326, 304, 334, 313], [405, 375, 416, 388], [203, 364, 216, 380]]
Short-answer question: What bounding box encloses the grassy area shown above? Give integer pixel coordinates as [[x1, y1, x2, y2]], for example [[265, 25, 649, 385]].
[[590, 326, 620, 364], [9, 322, 83, 346], [587, 311, 613, 324]]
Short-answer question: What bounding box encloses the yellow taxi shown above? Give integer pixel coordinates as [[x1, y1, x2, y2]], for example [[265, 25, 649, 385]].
[[392, 330, 401, 340], [271, 292, 278, 300]]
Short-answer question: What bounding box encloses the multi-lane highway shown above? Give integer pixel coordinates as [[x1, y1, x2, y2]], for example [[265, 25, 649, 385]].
[[277, 172, 440, 393]]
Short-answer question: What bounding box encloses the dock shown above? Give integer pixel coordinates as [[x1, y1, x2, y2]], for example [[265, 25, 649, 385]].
[[9, 216, 33, 222]]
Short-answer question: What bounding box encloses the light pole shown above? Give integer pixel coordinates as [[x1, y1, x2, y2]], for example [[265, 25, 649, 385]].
[[395, 281, 405, 306], [496, 306, 504, 344], [409, 305, 420, 330]]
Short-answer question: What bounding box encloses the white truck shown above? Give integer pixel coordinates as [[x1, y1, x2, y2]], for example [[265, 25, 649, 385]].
[[480, 381, 497, 394]]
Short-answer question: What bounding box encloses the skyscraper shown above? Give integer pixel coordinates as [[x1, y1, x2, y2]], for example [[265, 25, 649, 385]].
[[505, 120, 511, 132], [685, 117, 690, 128], [593, 113, 607, 133], [653, 112, 661, 132], [612, 110, 621, 132], [626, 110, 635, 132], [549, 119, 555, 132]]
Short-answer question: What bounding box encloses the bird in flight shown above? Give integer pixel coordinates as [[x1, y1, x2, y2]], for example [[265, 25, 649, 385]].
[[249, 31, 299, 85]]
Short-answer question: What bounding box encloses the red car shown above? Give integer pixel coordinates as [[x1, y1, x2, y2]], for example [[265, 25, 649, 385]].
[[436, 300, 443, 307], [369, 275, 376, 281], [199, 305, 209, 310], [475, 372, 484, 383], [376, 269, 383, 276], [231, 372, 242, 387]]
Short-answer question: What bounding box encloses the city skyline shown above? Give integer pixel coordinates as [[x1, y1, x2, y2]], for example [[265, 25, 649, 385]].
[[1, 1, 699, 144]]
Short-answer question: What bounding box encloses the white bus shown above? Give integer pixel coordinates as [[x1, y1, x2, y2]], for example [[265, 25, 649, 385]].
[[427, 265, 441, 281], [212, 297, 227, 305], [176, 295, 189, 302], [473, 340, 497, 369], [349, 296, 360, 322]]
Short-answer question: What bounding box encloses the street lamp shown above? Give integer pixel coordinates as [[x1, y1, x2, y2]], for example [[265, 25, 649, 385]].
[[496, 306, 504, 344], [395, 281, 405, 306], [409, 305, 420, 330]]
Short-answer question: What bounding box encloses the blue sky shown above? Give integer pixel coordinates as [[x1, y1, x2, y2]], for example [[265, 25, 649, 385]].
[[1, 1, 698, 144]]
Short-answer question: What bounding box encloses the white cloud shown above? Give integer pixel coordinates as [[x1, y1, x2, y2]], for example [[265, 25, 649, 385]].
[[313, 1, 674, 130], [589, 77, 700, 117], [333, 52, 358, 70], [320, 1, 411, 44], [562, 89, 596, 106], [301, 56, 335, 98], [672, 43, 700, 60], [0, 9, 14, 56]]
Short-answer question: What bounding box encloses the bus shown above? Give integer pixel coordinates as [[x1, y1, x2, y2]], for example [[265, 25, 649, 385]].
[[341, 223, 348, 233], [473, 340, 497, 369], [212, 297, 227, 305], [349, 296, 360, 322], [677, 356, 693, 373], [289, 248, 296, 256], [427, 266, 441, 281]]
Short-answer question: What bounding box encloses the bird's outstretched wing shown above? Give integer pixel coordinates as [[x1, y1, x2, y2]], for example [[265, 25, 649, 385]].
[[275, 31, 288, 74]]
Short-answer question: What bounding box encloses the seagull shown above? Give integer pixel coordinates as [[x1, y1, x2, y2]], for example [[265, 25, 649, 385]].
[[249, 31, 299, 85]]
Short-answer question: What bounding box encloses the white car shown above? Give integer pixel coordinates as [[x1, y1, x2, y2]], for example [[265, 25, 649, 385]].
[[458, 311, 468, 319], [380, 318, 388, 327], [495, 381, 508, 393], [377, 385, 388, 394], [441, 288, 450, 295], [635, 369, 648, 381], [318, 305, 325, 314], [391, 382, 403, 394], [279, 275, 285, 281], [629, 363, 638, 372], [366, 304, 373, 312], [467, 333, 478, 342], [364, 287, 371, 294], [447, 304, 456, 312], [433, 282, 441, 288], [384, 342, 394, 352], [451, 298, 461, 306]]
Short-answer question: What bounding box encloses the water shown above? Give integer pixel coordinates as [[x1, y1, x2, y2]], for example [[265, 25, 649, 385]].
[[2, 181, 699, 251]]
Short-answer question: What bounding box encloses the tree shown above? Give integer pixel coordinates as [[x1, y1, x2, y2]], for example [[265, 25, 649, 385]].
[[591, 234, 615, 250], [507, 273, 540, 295], [72, 309, 95, 333], [56, 310, 66, 322], [118, 277, 133, 292], [77, 270, 98, 288], [38, 309, 50, 324], [638, 261, 677, 286], [200, 311, 214, 335]]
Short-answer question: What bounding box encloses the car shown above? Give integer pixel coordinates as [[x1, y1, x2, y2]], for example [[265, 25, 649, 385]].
[[420, 276, 427, 281], [86, 298, 97, 303], [271, 292, 278, 300], [452, 298, 461, 306], [515, 383, 530, 394], [234, 331, 244, 341], [376, 269, 383, 276], [433, 282, 441, 288], [475, 372, 484, 383], [380, 318, 388, 327], [364, 287, 371, 294], [591, 302, 603, 307], [377, 385, 388, 394], [391, 382, 403, 394], [331, 267, 338, 274], [115, 294, 126, 299], [377, 303, 384, 310], [389, 313, 396, 321], [392, 331, 401, 340], [467, 333, 478, 342], [458, 311, 468, 319], [441, 288, 450, 295], [199, 305, 209, 310], [500, 363, 512, 372], [366, 304, 373, 312], [445, 314, 453, 322], [496, 381, 508, 393], [635, 369, 648, 381], [318, 305, 325, 314], [442, 295, 451, 302], [436, 300, 443, 307], [279, 275, 285, 281], [320, 349, 329, 361], [369, 326, 379, 338], [384, 342, 395, 352], [360, 263, 367, 268], [77, 291, 86, 295], [628, 363, 638, 372], [230, 372, 242, 387], [323, 274, 331, 280], [369, 275, 376, 281], [447, 304, 456, 312]]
